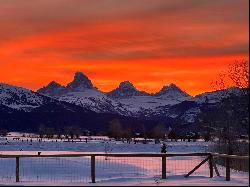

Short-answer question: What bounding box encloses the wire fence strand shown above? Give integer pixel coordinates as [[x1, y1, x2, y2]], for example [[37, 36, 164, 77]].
[[0, 153, 248, 184]]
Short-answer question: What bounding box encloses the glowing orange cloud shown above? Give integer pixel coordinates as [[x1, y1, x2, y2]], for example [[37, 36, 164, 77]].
[[0, 0, 248, 96]]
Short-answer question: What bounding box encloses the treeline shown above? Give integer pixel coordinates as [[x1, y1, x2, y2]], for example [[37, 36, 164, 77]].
[[106, 119, 210, 142], [107, 119, 170, 140], [38, 124, 90, 139]]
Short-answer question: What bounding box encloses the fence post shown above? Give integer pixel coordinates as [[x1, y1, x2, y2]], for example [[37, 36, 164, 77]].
[[162, 156, 166, 179], [226, 158, 230, 181], [16, 157, 20, 182], [209, 155, 213, 178], [91, 156, 96, 183]]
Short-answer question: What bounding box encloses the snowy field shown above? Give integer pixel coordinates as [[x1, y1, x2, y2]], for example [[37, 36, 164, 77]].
[[0, 133, 249, 186]]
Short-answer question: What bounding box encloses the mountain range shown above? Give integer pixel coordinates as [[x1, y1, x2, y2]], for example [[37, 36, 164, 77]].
[[0, 72, 244, 134]]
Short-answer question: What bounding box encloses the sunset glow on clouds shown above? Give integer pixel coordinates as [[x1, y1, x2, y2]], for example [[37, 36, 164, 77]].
[[0, 0, 248, 95]]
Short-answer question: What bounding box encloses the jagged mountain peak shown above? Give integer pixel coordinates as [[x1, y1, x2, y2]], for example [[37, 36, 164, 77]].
[[37, 81, 67, 97], [0, 83, 51, 111], [155, 83, 190, 97], [74, 72, 89, 82], [37, 72, 95, 96], [119, 81, 135, 89], [107, 81, 149, 99], [168, 83, 178, 88], [160, 83, 181, 92], [46, 81, 62, 88], [66, 72, 93, 91]]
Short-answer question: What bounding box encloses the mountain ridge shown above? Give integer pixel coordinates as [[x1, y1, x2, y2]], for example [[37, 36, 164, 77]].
[[0, 79, 246, 134], [37, 72, 190, 98]]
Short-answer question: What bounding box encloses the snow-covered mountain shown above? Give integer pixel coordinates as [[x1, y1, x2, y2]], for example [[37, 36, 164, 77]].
[[37, 71, 244, 122], [37, 72, 94, 97], [37, 81, 67, 97], [193, 87, 242, 104], [149, 87, 243, 124], [2, 71, 243, 125], [0, 84, 151, 133], [37, 73, 194, 117], [1, 76, 246, 134], [0, 83, 53, 111], [106, 81, 150, 99], [112, 83, 192, 116], [37, 72, 129, 115], [58, 89, 129, 114], [155, 83, 190, 98]]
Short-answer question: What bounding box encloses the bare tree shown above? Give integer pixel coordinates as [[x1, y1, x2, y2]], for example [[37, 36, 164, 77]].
[[64, 126, 81, 139], [212, 59, 249, 94], [108, 119, 123, 140], [212, 59, 249, 133], [38, 124, 46, 139], [45, 127, 55, 139], [122, 128, 133, 143], [228, 60, 249, 89], [209, 59, 249, 156], [151, 122, 168, 142]]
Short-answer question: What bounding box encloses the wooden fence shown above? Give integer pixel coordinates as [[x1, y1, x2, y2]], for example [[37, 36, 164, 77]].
[[0, 152, 248, 183]]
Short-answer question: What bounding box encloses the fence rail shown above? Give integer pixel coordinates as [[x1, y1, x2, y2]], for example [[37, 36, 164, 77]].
[[0, 152, 248, 184], [0, 152, 211, 158]]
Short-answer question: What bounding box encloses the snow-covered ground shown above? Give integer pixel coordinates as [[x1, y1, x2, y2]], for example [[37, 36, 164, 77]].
[[0, 134, 248, 186]]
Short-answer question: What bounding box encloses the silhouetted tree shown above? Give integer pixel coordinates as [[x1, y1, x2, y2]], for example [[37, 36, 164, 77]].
[[0, 128, 7, 137], [64, 126, 81, 139], [168, 130, 178, 142], [108, 119, 123, 140], [209, 59, 249, 156], [151, 122, 168, 141], [38, 124, 46, 138], [45, 127, 55, 139], [122, 128, 133, 143]]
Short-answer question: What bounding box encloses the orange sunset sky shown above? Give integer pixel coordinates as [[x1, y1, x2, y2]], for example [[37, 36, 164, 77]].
[[0, 0, 249, 96]]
